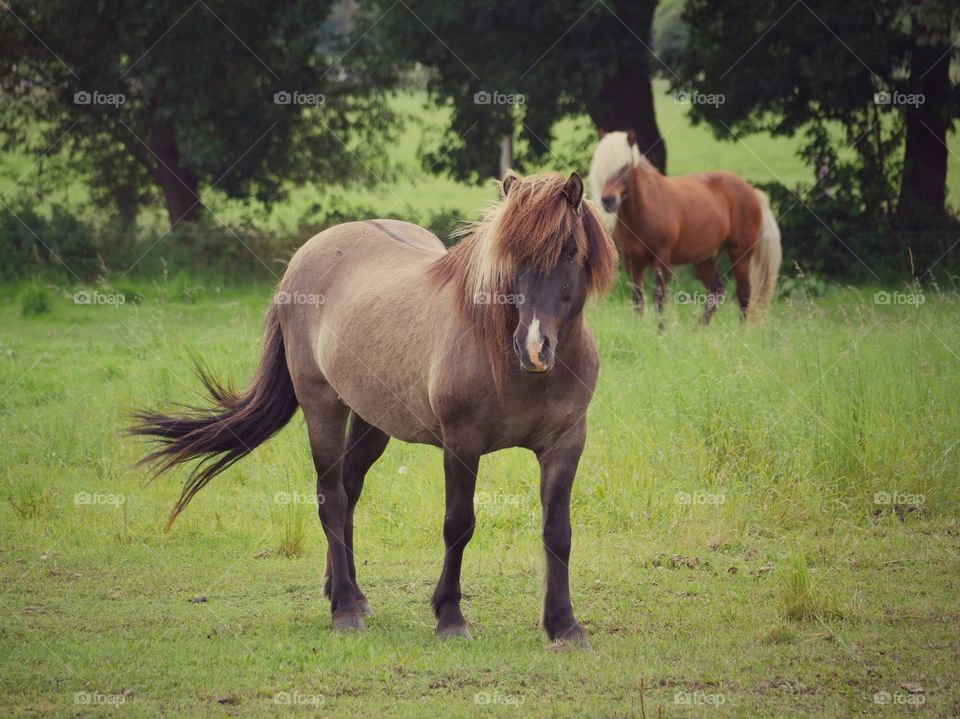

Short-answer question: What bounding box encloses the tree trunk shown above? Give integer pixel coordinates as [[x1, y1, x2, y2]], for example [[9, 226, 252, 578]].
[[897, 40, 950, 216], [499, 134, 513, 178], [147, 101, 202, 228], [587, 1, 666, 173]]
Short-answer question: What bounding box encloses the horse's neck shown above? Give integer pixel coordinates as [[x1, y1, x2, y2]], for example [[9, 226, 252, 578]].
[[626, 162, 664, 221]]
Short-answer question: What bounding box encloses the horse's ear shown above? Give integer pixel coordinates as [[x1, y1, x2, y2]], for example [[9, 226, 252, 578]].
[[626, 128, 637, 147], [499, 170, 519, 199], [562, 172, 584, 211]]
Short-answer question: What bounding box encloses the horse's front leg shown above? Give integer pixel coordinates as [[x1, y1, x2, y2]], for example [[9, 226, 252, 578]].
[[431, 440, 479, 639], [537, 422, 589, 647], [625, 255, 647, 315]]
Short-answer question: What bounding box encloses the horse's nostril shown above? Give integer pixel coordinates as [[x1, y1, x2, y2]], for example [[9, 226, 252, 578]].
[[540, 336, 551, 353]]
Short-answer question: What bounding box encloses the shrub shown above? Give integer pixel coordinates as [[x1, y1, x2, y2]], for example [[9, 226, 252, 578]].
[[19, 282, 52, 316]]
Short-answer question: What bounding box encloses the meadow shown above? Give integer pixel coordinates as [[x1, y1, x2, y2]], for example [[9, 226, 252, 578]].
[[2, 84, 960, 717], [1, 274, 959, 717]]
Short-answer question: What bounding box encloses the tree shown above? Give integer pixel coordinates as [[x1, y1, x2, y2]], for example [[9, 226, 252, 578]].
[[1, 0, 391, 227], [896, 1, 957, 216], [675, 0, 959, 218], [365, 0, 665, 181]]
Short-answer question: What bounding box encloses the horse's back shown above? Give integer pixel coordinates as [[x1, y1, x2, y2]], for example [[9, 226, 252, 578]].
[[671, 171, 761, 254]]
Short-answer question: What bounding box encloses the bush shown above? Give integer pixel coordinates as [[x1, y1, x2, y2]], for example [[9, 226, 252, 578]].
[[19, 282, 52, 316], [757, 181, 960, 280], [0, 205, 101, 281]]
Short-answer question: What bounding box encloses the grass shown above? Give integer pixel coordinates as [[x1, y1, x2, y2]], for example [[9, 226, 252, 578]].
[[1, 277, 959, 717]]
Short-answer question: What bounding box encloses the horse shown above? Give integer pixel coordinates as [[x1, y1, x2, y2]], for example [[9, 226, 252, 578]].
[[588, 130, 782, 324], [129, 170, 617, 647]]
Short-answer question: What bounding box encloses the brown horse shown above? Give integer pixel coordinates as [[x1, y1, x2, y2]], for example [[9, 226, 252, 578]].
[[589, 130, 781, 324], [130, 170, 617, 646]]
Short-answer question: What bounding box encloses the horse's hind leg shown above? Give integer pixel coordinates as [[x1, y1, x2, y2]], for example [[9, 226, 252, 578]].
[[728, 250, 753, 320], [653, 252, 672, 330], [298, 380, 365, 631], [431, 438, 479, 639], [693, 258, 724, 324], [323, 412, 389, 615]]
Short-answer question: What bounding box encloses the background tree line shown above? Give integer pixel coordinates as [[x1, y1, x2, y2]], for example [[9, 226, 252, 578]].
[[2, 0, 959, 280]]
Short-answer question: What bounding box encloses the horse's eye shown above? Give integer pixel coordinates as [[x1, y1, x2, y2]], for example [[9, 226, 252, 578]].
[[566, 248, 577, 262]]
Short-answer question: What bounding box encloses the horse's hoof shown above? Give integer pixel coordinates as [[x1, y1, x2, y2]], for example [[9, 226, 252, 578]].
[[332, 611, 365, 632], [552, 626, 591, 650], [357, 599, 373, 616], [436, 622, 473, 640]]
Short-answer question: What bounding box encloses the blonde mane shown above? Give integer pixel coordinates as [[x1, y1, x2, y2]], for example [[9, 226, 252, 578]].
[[588, 131, 647, 203], [430, 171, 617, 382]]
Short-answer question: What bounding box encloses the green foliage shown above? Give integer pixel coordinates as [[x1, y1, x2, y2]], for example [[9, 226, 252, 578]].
[[676, 0, 960, 242], [18, 282, 52, 316], [0, 0, 395, 224], [368, 0, 662, 181], [760, 179, 960, 278], [0, 205, 100, 281]]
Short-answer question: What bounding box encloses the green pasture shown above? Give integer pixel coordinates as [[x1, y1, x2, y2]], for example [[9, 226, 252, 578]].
[[1, 278, 958, 717]]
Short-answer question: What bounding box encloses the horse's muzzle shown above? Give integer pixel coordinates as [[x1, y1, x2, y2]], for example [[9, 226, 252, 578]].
[[513, 332, 554, 373]]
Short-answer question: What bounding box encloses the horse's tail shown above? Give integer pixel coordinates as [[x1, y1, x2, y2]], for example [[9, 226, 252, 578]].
[[128, 303, 299, 530], [747, 190, 782, 322]]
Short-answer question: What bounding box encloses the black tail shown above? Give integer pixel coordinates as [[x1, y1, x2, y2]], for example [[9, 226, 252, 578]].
[[129, 304, 299, 529]]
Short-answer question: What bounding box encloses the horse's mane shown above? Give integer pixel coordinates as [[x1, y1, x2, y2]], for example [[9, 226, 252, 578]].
[[430, 172, 617, 385], [588, 131, 652, 200]]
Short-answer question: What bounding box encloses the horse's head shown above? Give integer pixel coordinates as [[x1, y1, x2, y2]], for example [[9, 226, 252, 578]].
[[494, 171, 616, 374], [507, 176, 587, 373], [589, 129, 640, 215], [432, 170, 616, 381]]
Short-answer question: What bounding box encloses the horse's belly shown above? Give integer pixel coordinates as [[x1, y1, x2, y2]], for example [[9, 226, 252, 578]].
[[314, 309, 443, 446], [340, 386, 441, 445]]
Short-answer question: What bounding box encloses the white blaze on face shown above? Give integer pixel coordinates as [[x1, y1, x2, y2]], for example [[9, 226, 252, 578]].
[[525, 316, 544, 369]]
